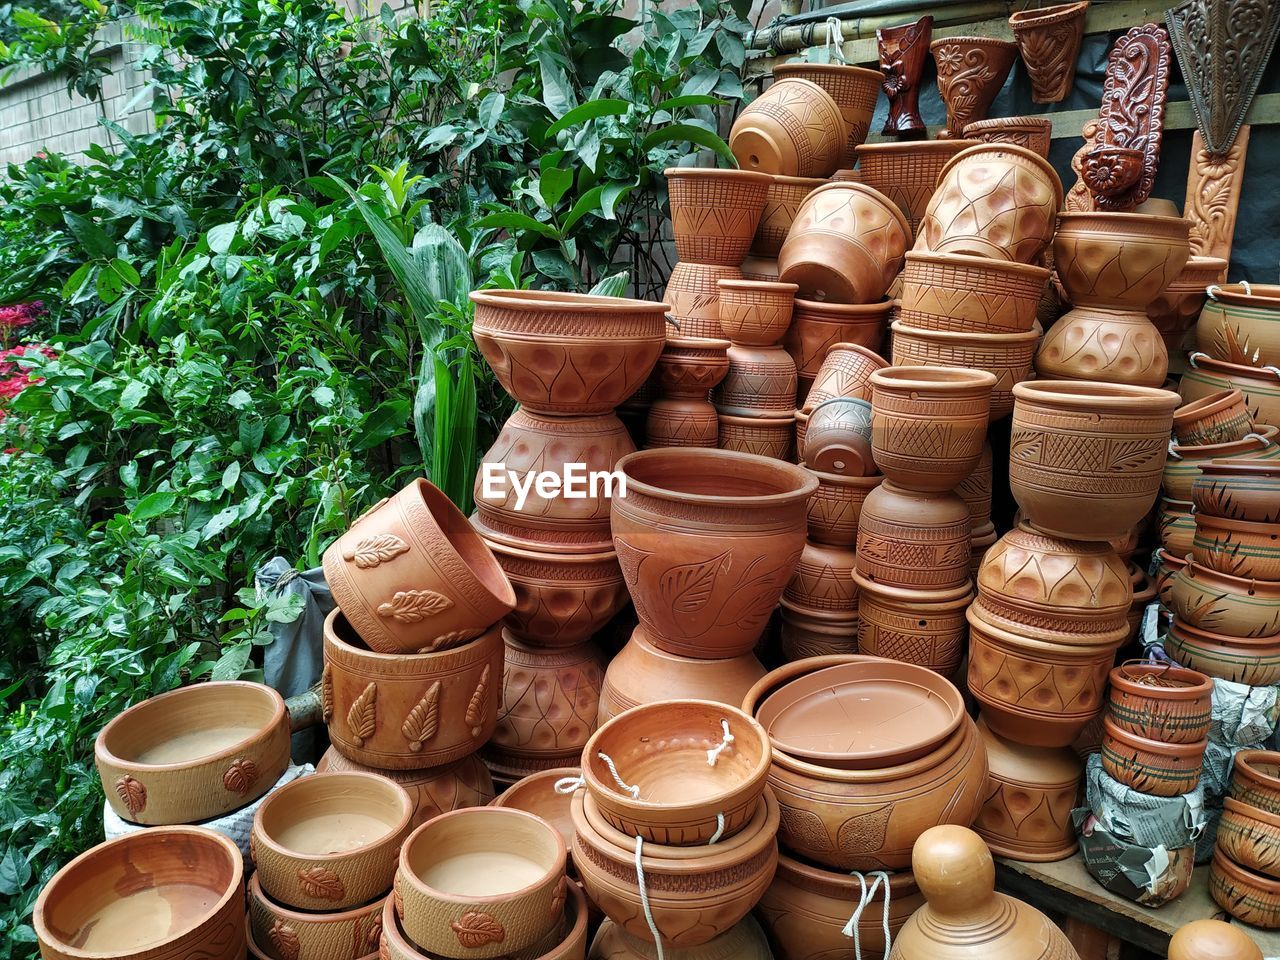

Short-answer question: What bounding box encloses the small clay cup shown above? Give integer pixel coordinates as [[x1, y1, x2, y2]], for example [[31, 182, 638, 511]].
[[1173, 389, 1252, 447], [716, 279, 798, 346], [1194, 459, 1280, 524], [1169, 560, 1280, 639], [1100, 716, 1205, 798], [247, 875, 384, 960], [1106, 662, 1212, 745], [1193, 513, 1280, 581], [1219, 797, 1280, 880], [802, 397, 874, 476], [1232, 751, 1280, 816], [1210, 849, 1280, 929]]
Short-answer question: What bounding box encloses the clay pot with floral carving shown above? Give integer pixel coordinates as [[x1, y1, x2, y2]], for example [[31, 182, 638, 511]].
[[316, 748, 495, 829], [890, 321, 1040, 421], [1181, 355, 1280, 427], [1163, 425, 1280, 500], [730, 78, 844, 178], [1196, 283, 1280, 368], [777, 182, 911, 305], [665, 168, 773, 266], [771, 63, 881, 164], [646, 337, 731, 450], [1173, 389, 1252, 447], [856, 482, 971, 590], [930, 37, 1018, 137], [804, 467, 882, 547], [961, 116, 1053, 157], [783, 299, 892, 391], [802, 398, 874, 477], [1193, 459, 1280, 523], [900, 251, 1048, 334], [853, 140, 978, 236], [1009, 2, 1088, 103], [1106, 661, 1212, 745], [1148, 256, 1228, 353], [247, 875, 384, 960], [717, 413, 794, 460], [802, 342, 887, 411], [714, 344, 798, 419], [854, 575, 973, 675], [751, 175, 825, 259], [778, 597, 859, 661], [1169, 561, 1280, 639], [664, 262, 741, 340]]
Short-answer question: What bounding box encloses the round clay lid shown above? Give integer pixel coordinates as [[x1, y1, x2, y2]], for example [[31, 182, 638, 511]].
[[755, 660, 964, 769], [1169, 919, 1263, 960]]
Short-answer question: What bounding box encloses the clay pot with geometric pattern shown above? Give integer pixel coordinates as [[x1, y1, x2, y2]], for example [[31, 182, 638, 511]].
[[730, 78, 845, 179], [716, 413, 795, 460], [1164, 616, 1280, 686], [853, 140, 978, 235], [716, 279, 797, 347], [771, 63, 882, 165], [856, 483, 972, 590], [802, 342, 887, 411], [1193, 512, 1280, 582], [646, 337, 732, 450], [899, 251, 1048, 334], [783, 299, 892, 393], [854, 574, 974, 676], [803, 466, 882, 547], [666, 168, 773, 267], [784, 541, 859, 613], [715, 344, 799, 418], [1173, 389, 1252, 447], [961, 116, 1053, 157], [751, 175, 826, 259], [664, 262, 741, 340], [1100, 717, 1206, 798], [1168, 561, 1280, 639], [778, 597, 859, 661], [1193, 459, 1280, 524], [802, 398, 875, 477]]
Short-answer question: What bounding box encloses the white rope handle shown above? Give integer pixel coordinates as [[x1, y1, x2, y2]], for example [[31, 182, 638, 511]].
[[1242, 280, 1253, 295], [708, 812, 726, 845], [825, 16, 847, 63], [1206, 284, 1222, 301], [706, 720, 735, 766], [1188, 350, 1209, 369], [598, 751, 641, 799], [553, 775, 585, 795], [841, 871, 893, 960], [635, 836, 665, 960], [1245, 431, 1274, 447], [1263, 365, 1280, 379], [1167, 439, 1182, 460]]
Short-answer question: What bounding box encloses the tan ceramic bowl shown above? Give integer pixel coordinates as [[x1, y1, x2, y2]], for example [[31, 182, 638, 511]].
[[247, 874, 385, 960], [316, 747, 496, 830], [252, 771, 413, 910], [1169, 560, 1280, 639], [247, 918, 377, 960], [396, 807, 567, 958], [1209, 849, 1280, 929], [95, 680, 289, 825], [35, 827, 245, 960]]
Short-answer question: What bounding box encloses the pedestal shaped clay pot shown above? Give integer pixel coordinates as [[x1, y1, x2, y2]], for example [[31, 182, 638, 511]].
[[646, 337, 731, 450], [729, 79, 844, 178], [930, 37, 1018, 137], [665, 168, 773, 266], [876, 16, 933, 137], [1009, 2, 1089, 103], [772, 63, 881, 164]]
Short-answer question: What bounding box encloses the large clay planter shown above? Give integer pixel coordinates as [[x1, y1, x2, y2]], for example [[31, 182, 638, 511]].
[[856, 483, 971, 590], [247, 876, 384, 960], [974, 717, 1081, 862], [751, 175, 825, 259], [647, 337, 731, 450], [322, 611, 503, 770], [1163, 426, 1280, 500], [1169, 561, 1280, 639], [869, 366, 994, 491], [664, 262, 740, 340], [854, 575, 973, 675], [961, 116, 1053, 157], [1165, 617, 1280, 686], [1008, 380, 1180, 540], [783, 300, 892, 389], [930, 38, 1018, 137], [778, 598, 859, 661], [1148, 256, 1229, 353], [802, 342, 886, 411], [729, 78, 844, 179], [853, 141, 978, 235], [899, 251, 1048, 334], [598, 627, 766, 724], [1194, 459, 1280, 523], [316, 748, 495, 829], [805, 467, 882, 546], [1106, 662, 1212, 745], [324, 479, 515, 655], [570, 787, 780, 947], [611, 448, 815, 658], [1193, 513, 1280, 581], [34, 827, 245, 960], [1173, 389, 1252, 447], [889, 322, 1038, 420], [1218, 798, 1280, 880], [777, 182, 911, 305], [665, 168, 772, 267], [1100, 716, 1205, 798], [1009, 2, 1089, 102], [771, 63, 881, 164], [1181, 355, 1280, 427], [715, 344, 797, 417], [95, 681, 290, 826], [589, 916, 771, 960], [784, 541, 858, 612], [1196, 283, 1280, 368], [716, 413, 793, 459], [472, 289, 668, 416], [756, 854, 922, 959], [1036, 306, 1171, 387]]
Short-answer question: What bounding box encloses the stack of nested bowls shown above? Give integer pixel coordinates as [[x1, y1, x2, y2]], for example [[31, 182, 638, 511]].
[[744, 656, 986, 955], [1181, 353, 1280, 429], [783, 297, 895, 398], [794, 339, 886, 455], [247, 772, 411, 959], [1211, 751, 1280, 929]]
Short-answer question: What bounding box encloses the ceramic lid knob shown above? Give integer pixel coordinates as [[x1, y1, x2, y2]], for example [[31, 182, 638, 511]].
[[912, 825, 996, 918], [1168, 919, 1263, 960]]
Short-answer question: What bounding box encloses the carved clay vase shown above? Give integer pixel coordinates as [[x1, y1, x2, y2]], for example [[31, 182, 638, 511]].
[[802, 398, 875, 477], [930, 37, 1018, 137], [715, 344, 798, 418], [1195, 282, 1280, 368], [1009, 2, 1089, 103], [611, 448, 815, 658], [853, 140, 977, 235], [665, 167, 773, 266], [961, 116, 1053, 157], [772, 63, 881, 164], [887, 826, 1082, 960], [876, 16, 933, 137], [784, 541, 858, 613], [890, 321, 1039, 420], [974, 716, 1082, 862], [316, 747, 494, 829], [900, 251, 1048, 334], [778, 597, 859, 661], [751, 175, 825, 259], [730, 78, 845, 178], [783, 299, 892, 391], [854, 575, 974, 675], [646, 337, 731, 450], [1168, 919, 1264, 960], [1148, 256, 1228, 353], [777, 182, 911, 305], [803, 342, 887, 410], [856, 483, 972, 590], [664, 262, 741, 340], [1180, 355, 1280, 428], [804, 468, 883, 547]]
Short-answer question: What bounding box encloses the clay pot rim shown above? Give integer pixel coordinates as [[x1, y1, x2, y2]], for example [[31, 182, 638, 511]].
[[772, 62, 882, 83], [870, 364, 998, 392], [663, 166, 774, 187], [778, 595, 860, 624], [1212, 847, 1280, 894], [95, 680, 286, 773], [765, 173, 830, 188], [1199, 458, 1280, 479], [967, 603, 1129, 651], [664, 335, 733, 352], [929, 34, 1018, 50], [1160, 496, 1194, 510], [799, 461, 884, 488], [890, 319, 1041, 345], [471, 287, 670, 316], [1224, 795, 1280, 830], [904, 249, 1052, 281], [1009, 1, 1089, 27], [492, 766, 579, 810], [1187, 355, 1280, 383], [850, 569, 973, 607], [1169, 614, 1280, 647], [1170, 422, 1279, 458], [802, 181, 913, 245], [481, 536, 619, 567], [1055, 210, 1193, 240], [1208, 283, 1280, 308], [1155, 549, 1189, 570], [854, 139, 980, 157], [961, 115, 1053, 132], [1179, 558, 1280, 598], [1235, 750, 1280, 793], [1101, 716, 1207, 758], [406, 477, 517, 609], [1174, 388, 1245, 423], [325, 608, 502, 662], [248, 873, 384, 923], [1194, 512, 1280, 536], [616, 447, 817, 506], [774, 849, 920, 894], [937, 142, 1064, 210], [34, 826, 244, 958], [793, 299, 896, 319], [717, 278, 799, 296], [717, 412, 797, 426], [1109, 662, 1213, 700], [1013, 379, 1182, 412]]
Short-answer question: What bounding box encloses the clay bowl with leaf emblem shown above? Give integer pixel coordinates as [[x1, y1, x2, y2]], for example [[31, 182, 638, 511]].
[[247, 874, 385, 960]]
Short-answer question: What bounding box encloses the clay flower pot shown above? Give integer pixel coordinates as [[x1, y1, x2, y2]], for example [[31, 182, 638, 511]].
[[664, 168, 773, 267], [1107, 662, 1212, 745], [716, 279, 797, 347], [34, 827, 245, 960], [316, 748, 495, 830], [802, 398, 874, 477], [804, 468, 882, 546], [1155, 497, 1194, 555], [802, 342, 886, 411], [647, 337, 732, 450], [611, 448, 815, 658], [247, 875, 384, 960], [929, 37, 1018, 137], [1009, 2, 1089, 103], [852, 140, 978, 235], [777, 182, 911, 305], [1008, 380, 1180, 540], [1164, 426, 1280, 500], [729, 78, 844, 179], [324, 478, 516, 655], [322, 611, 503, 770], [1169, 560, 1280, 638], [751, 175, 825, 259], [856, 483, 972, 590], [598, 627, 766, 724], [771, 63, 881, 163], [1168, 920, 1264, 960], [854, 575, 974, 675], [471, 289, 668, 415], [1196, 283, 1280, 368], [1181, 355, 1280, 427], [778, 597, 859, 661], [783, 299, 892, 387], [1165, 617, 1280, 686], [920, 144, 1063, 265], [1034, 304, 1171, 387], [570, 787, 780, 947], [899, 251, 1048, 334], [663, 262, 741, 340], [1148, 256, 1229, 352], [1052, 212, 1191, 310], [1232, 751, 1280, 815], [492, 768, 578, 860], [756, 853, 923, 959], [1218, 797, 1280, 880], [1156, 551, 1189, 608], [716, 413, 794, 460], [1193, 513, 1280, 581], [785, 540, 858, 612], [1194, 459, 1280, 523], [248, 921, 377, 960], [396, 807, 567, 958], [714, 344, 798, 418], [869, 366, 995, 491], [957, 442, 993, 526], [1174, 389, 1252, 446], [890, 321, 1039, 420], [961, 116, 1053, 157], [1100, 716, 1205, 797], [95, 681, 290, 826], [1210, 849, 1280, 929]]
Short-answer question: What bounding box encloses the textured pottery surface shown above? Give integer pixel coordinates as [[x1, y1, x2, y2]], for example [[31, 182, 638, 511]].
[[95, 681, 289, 826], [34, 827, 245, 960], [1192, 512, 1280, 581], [1217, 797, 1280, 880], [1193, 459, 1280, 523], [1165, 617, 1280, 686], [717, 413, 794, 460], [876, 16, 933, 136], [1173, 389, 1251, 447], [957, 442, 993, 525], [715, 279, 797, 347], [1163, 426, 1280, 500], [783, 300, 891, 384], [804, 468, 882, 547], [802, 398, 874, 477], [751, 175, 825, 258], [772, 63, 880, 164], [1051, 212, 1191, 309], [855, 574, 973, 675], [1167, 918, 1264, 960], [588, 915, 771, 960], [1209, 848, 1280, 928], [1035, 305, 1170, 387], [899, 251, 1047, 334], [322, 611, 502, 769], [853, 140, 976, 234], [1180, 356, 1280, 427], [492, 767, 579, 859], [665, 168, 772, 266], [856, 483, 971, 590], [778, 597, 859, 661], [1009, 2, 1088, 103], [1147, 255, 1229, 351], [803, 342, 886, 411], [961, 116, 1054, 156], [1099, 716, 1205, 797], [1106, 662, 1212, 745], [784, 541, 858, 612], [247, 875, 384, 960], [663, 262, 741, 340], [1185, 127, 1251, 263], [930, 37, 1017, 136], [729, 79, 844, 178], [715, 344, 798, 418], [890, 321, 1038, 420], [316, 748, 495, 829], [647, 338, 731, 450], [1196, 282, 1280, 367], [1232, 752, 1280, 817], [1168, 560, 1280, 638]]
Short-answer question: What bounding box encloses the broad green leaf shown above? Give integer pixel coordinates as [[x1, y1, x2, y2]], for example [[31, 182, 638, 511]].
[[118, 380, 149, 411], [589, 272, 630, 297], [473, 212, 560, 239], [132, 491, 178, 521], [536, 49, 577, 118], [222, 461, 241, 491], [545, 99, 630, 139], [562, 185, 606, 232], [641, 124, 737, 167], [206, 222, 237, 254], [63, 212, 115, 259], [352, 398, 410, 452], [538, 166, 573, 210]]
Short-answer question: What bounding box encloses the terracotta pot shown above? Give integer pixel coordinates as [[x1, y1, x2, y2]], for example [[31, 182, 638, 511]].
[[876, 15, 933, 137], [1232, 751, 1280, 816], [801, 398, 874, 477], [1210, 849, 1280, 929], [930, 38, 1018, 137], [1107, 661, 1212, 745], [750, 175, 825, 259], [1218, 797, 1280, 880], [316, 748, 495, 829], [34, 827, 245, 960], [802, 342, 886, 411], [1169, 559, 1280, 638], [471, 289, 668, 416], [899, 251, 1048, 334], [973, 716, 1081, 862], [853, 141, 978, 236], [1181, 355, 1280, 428], [1193, 513, 1280, 581], [970, 522, 998, 578], [804, 466, 881, 546], [612, 449, 813, 659], [740, 256, 779, 282], [1009, 1, 1088, 103], [570, 787, 779, 947], [1163, 425, 1280, 500], [474, 410, 634, 554], [715, 279, 797, 347], [856, 483, 971, 590], [95, 681, 290, 826], [247, 920, 377, 960], [960, 116, 1053, 157], [397, 807, 567, 958], [1159, 498, 1196, 557], [756, 853, 922, 959], [1168, 919, 1264, 960], [1156, 551, 1189, 608], [1165, 616, 1280, 685], [647, 337, 731, 450], [1196, 283, 1280, 368], [742, 656, 987, 870], [1035, 303, 1170, 387], [1148, 256, 1229, 352], [492, 768, 578, 859], [777, 182, 911, 305], [716, 413, 794, 460], [714, 344, 797, 417], [784, 541, 858, 612], [664, 262, 741, 340], [889, 321, 1038, 420], [247, 876, 384, 960], [1053, 212, 1191, 310], [783, 299, 891, 387], [1099, 715, 1205, 797], [1008, 380, 1180, 540], [854, 574, 973, 675], [869, 365, 994, 491], [771, 63, 881, 164], [322, 611, 503, 770], [730, 78, 844, 179], [1194, 458, 1280, 523], [778, 597, 859, 660], [589, 916, 771, 960], [665, 168, 773, 267], [956, 442, 993, 525]]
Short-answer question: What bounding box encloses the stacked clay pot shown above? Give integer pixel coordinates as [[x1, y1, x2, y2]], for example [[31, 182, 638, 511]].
[[1196, 282, 1280, 370], [850, 140, 977, 237], [1210, 751, 1280, 929]]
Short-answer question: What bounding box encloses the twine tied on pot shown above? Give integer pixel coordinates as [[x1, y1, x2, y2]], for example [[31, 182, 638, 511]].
[[841, 870, 893, 960]]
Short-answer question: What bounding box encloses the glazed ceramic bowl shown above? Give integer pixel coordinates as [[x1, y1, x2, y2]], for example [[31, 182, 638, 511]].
[[899, 251, 1048, 334], [324, 478, 516, 654], [1196, 282, 1280, 368], [1159, 498, 1196, 557], [1194, 459, 1280, 523], [802, 342, 887, 411], [771, 63, 881, 163], [247, 875, 384, 960], [1053, 212, 1192, 309], [583, 700, 769, 845], [34, 827, 245, 960], [95, 680, 289, 826], [470, 289, 669, 415], [889, 321, 1039, 419], [855, 576, 973, 676], [1173, 389, 1252, 447], [1218, 797, 1280, 880], [804, 467, 882, 547], [730, 78, 844, 178], [783, 300, 890, 387], [316, 748, 495, 830], [1106, 662, 1212, 745], [1100, 716, 1205, 798], [1209, 849, 1280, 929], [716, 279, 798, 346], [323, 611, 503, 770], [1169, 560, 1280, 639], [252, 771, 413, 911], [1232, 751, 1280, 816], [1165, 617, 1280, 685], [802, 398, 874, 477], [1193, 513, 1280, 581], [397, 807, 567, 958], [1181, 355, 1280, 428], [1164, 426, 1280, 501]]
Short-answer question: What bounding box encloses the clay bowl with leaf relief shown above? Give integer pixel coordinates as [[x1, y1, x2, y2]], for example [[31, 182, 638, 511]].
[[251, 771, 413, 911], [582, 700, 770, 846], [247, 919, 376, 960], [95, 680, 290, 826], [247, 874, 385, 960]]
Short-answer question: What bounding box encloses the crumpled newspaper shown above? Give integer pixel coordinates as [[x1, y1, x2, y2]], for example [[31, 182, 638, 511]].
[[1210, 677, 1280, 746], [1084, 754, 1206, 849], [1072, 808, 1195, 907]]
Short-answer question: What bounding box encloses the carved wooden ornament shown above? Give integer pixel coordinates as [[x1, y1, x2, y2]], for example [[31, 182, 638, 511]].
[[876, 16, 933, 137]]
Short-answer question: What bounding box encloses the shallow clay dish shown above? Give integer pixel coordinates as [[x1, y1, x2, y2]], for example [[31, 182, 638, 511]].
[[95, 680, 289, 826], [35, 827, 245, 960], [252, 771, 412, 911], [247, 874, 384, 960]]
